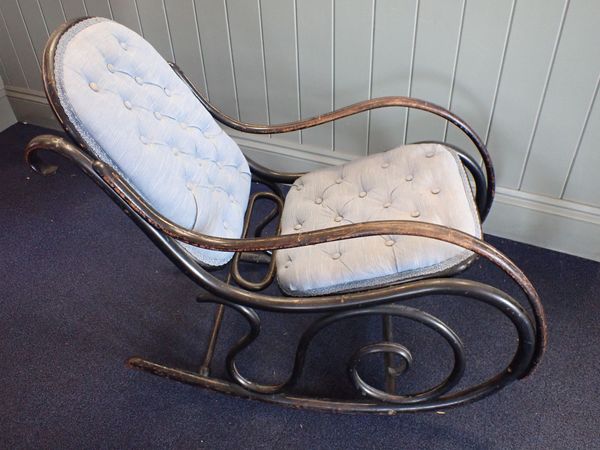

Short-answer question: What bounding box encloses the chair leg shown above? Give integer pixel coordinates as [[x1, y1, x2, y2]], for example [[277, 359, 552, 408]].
[[382, 314, 396, 393], [198, 303, 226, 376]]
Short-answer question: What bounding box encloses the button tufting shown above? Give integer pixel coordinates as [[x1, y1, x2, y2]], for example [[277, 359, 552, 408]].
[[139, 136, 148, 144], [426, 151, 435, 158], [359, 191, 367, 198], [172, 147, 179, 156], [89, 82, 99, 92], [405, 174, 414, 181], [223, 221, 229, 229], [120, 41, 128, 50], [284, 263, 291, 269], [295, 184, 303, 191], [180, 122, 187, 129], [123, 100, 132, 109], [411, 211, 421, 218], [383, 202, 391, 208], [335, 178, 343, 184], [154, 111, 162, 120], [186, 182, 193, 191], [332, 252, 342, 260], [385, 240, 395, 247], [334, 216, 343, 222], [107, 63, 115, 72], [135, 76, 144, 85], [381, 162, 390, 168], [164, 87, 172, 96], [294, 224, 302, 230], [315, 197, 323, 204], [431, 187, 441, 194]]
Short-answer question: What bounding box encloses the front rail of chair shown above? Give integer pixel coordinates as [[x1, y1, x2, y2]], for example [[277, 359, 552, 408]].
[[169, 62, 495, 221], [25, 134, 545, 379]]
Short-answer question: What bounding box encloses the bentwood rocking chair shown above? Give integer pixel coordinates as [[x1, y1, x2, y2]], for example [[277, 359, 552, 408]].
[[26, 17, 546, 413]]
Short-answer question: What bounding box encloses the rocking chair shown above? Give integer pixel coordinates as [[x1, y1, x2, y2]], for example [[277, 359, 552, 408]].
[[25, 17, 546, 413]]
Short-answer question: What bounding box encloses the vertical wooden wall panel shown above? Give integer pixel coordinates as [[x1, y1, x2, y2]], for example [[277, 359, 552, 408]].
[[0, 4, 28, 87], [368, 0, 415, 154], [485, 0, 566, 189], [18, 0, 49, 64], [0, 56, 8, 83], [60, 0, 86, 19], [38, 0, 66, 33], [520, 0, 600, 198], [405, 0, 462, 144], [562, 80, 600, 207], [226, 0, 268, 123], [194, 0, 238, 118], [108, 0, 142, 34], [296, 0, 333, 150], [136, 0, 173, 60], [0, 1, 42, 90], [163, 0, 207, 96], [84, 0, 112, 18], [333, 0, 373, 155], [260, 0, 300, 143], [445, 0, 513, 159]]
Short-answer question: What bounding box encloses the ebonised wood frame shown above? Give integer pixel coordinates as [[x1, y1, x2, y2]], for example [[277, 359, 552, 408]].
[[24, 17, 546, 413]]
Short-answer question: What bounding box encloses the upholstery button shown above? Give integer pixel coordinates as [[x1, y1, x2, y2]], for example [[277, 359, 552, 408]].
[[223, 221, 229, 229], [120, 41, 128, 50], [334, 216, 343, 222], [89, 82, 99, 92], [411, 211, 421, 218], [124, 100, 132, 110], [154, 111, 162, 120], [180, 122, 187, 129], [294, 224, 302, 230], [385, 240, 395, 247], [284, 263, 291, 269], [335, 178, 343, 184], [405, 175, 414, 181], [164, 87, 172, 96], [426, 151, 435, 158], [295, 184, 303, 191], [135, 76, 144, 85], [172, 147, 179, 156], [381, 162, 390, 168], [332, 252, 341, 260], [431, 187, 441, 194], [139, 136, 148, 144], [359, 191, 367, 198], [107, 63, 115, 72], [186, 182, 193, 191], [383, 202, 391, 208], [315, 197, 323, 204]]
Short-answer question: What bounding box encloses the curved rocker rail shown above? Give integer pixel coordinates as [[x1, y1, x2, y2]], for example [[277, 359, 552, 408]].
[[26, 135, 546, 413]]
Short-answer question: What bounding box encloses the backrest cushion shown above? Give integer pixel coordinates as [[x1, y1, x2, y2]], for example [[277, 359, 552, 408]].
[[54, 18, 251, 266]]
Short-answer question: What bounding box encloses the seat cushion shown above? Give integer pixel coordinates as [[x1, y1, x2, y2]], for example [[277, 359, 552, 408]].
[[54, 18, 251, 266], [275, 143, 481, 296]]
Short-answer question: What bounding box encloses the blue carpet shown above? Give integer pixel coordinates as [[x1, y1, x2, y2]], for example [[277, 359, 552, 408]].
[[1, 123, 599, 449]]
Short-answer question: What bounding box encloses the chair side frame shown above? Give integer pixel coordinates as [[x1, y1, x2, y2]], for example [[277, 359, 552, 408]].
[[24, 17, 547, 413]]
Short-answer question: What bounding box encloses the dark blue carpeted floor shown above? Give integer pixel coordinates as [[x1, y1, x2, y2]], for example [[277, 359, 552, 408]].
[[2, 123, 600, 449]]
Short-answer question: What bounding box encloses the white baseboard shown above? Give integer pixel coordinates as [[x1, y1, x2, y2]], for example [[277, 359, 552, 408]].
[[0, 86, 17, 132], [6, 86, 600, 262]]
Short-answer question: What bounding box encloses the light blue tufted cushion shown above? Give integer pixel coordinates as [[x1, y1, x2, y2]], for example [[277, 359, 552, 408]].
[[275, 143, 481, 296], [54, 18, 251, 266]]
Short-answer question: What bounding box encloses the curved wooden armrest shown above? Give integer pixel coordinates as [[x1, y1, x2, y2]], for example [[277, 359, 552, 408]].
[[169, 62, 495, 220]]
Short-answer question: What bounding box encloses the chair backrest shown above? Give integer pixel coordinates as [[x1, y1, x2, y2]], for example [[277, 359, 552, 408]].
[[50, 17, 251, 266]]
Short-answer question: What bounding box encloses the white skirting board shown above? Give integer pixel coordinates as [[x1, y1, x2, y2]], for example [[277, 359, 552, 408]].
[[0, 86, 17, 132], [6, 86, 600, 263]]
